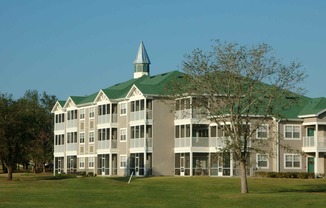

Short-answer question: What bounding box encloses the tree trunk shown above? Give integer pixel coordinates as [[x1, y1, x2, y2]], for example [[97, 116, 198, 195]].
[[1, 160, 8, 173], [240, 160, 249, 193], [7, 166, 13, 181]]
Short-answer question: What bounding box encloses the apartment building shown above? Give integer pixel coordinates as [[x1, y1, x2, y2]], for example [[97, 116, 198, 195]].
[[52, 42, 326, 177]]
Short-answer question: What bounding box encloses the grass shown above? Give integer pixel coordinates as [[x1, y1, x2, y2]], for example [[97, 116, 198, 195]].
[[0, 173, 325, 208]]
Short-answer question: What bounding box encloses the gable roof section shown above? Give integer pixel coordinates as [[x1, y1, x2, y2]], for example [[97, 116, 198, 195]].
[[298, 97, 326, 118], [135, 70, 185, 95]]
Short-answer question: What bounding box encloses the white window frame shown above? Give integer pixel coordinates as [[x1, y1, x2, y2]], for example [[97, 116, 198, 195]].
[[284, 125, 301, 140], [120, 102, 127, 115], [89, 107, 95, 118], [79, 157, 85, 169], [284, 154, 301, 169], [120, 155, 127, 168], [88, 157, 94, 169], [89, 131, 94, 143], [79, 109, 85, 120], [256, 124, 268, 139], [79, 132, 85, 144], [120, 128, 127, 142], [256, 154, 269, 169]]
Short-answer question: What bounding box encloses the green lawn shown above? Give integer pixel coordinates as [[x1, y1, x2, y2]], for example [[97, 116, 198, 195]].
[[0, 173, 325, 208]]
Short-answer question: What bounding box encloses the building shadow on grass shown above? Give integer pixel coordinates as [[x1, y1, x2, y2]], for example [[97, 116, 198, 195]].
[[277, 184, 326, 193]]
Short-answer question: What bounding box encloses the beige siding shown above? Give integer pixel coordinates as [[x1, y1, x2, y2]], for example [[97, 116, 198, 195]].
[[152, 99, 175, 175]]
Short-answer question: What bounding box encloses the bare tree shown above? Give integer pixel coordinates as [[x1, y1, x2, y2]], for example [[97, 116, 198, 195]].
[[165, 40, 307, 193]]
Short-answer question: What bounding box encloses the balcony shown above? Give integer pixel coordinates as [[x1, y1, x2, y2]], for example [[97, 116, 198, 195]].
[[175, 109, 191, 120], [302, 136, 326, 152], [130, 110, 145, 121], [98, 114, 118, 124], [175, 137, 209, 148], [209, 137, 228, 150], [54, 123, 65, 131], [54, 145, 64, 153], [67, 143, 78, 152], [98, 140, 110, 149], [130, 138, 153, 150], [67, 120, 77, 128]]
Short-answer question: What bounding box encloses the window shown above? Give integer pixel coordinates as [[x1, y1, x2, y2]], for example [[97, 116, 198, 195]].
[[131, 100, 144, 112], [67, 110, 77, 120], [80, 132, 85, 144], [175, 124, 191, 138], [79, 158, 85, 169], [256, 154, 269, 168], [131, 125, 145, 139], [120, 102, 127, 115], [55, 113, 65, 123], [120, 128, 127, 141], [67, 132, 77, 143], [88, 157, 94, 169], [257, 125, 268, 139], [89, 131, 94, 143], [55, 134, 65, 145], [98, 128, 109, 141], [285, 154, 301, 168], [285, 125, 301, 139], [89, 107, 95, 118], [79, 109, 85, 119], [98, 104, 110, 115], [120, 155, 127, 168]]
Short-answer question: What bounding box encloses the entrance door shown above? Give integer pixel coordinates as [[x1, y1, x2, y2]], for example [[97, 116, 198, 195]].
[[135, 155, 139, 176], [308, 157, 314, 173], [218, 153, 230, 176], [58, 159, 61, 174], [180, 155, 185, 176]]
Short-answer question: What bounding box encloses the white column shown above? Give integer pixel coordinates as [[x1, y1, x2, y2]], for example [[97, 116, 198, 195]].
[[190, 152, 193, 176], [230, 152, 234, 176], [144, 152, 147, 176], [315, 152, 319, 177], [109, 153, 112, 176], [316, 124, 319, 146]]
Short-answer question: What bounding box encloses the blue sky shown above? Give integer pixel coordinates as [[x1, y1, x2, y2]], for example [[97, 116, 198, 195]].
[[0, 0, 325, 100]]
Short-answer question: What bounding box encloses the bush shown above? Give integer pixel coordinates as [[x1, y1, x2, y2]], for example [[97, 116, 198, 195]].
[[255, 171, 315, 179], [87, 172, 96, 177]]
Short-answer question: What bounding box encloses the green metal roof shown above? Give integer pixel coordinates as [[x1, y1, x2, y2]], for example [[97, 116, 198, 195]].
[[298, 97, 326, 116], [66, 70, 183, 105], [58, 70, 326, 120]]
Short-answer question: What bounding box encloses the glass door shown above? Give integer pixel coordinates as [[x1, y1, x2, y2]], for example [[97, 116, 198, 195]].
[[101, 157, 105, 176], [58, 159, 61, 174], [135, 155, 139, 176], [180, 155, 185, 176]]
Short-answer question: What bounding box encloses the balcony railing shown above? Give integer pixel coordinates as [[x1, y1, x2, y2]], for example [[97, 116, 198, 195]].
[[175, 137, 250, 149], [175, 137, 209, 148], [130, 137, 153, 148], [303, 136, 326, 148], [67, 143, 78, 151], [54, 145, 64, 153], [67, 120, 77, 128], [175, 109, 191, 120], [54, 123, 65, 131], [98, 140, 110, 149], [210, 137, 228, 149], [98, 114, 118, 124], [192, 137, 209, 147], [130, 110, 145, 121]]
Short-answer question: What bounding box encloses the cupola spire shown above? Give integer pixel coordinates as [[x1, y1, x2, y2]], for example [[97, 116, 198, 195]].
[[134, 41, 151, 79]]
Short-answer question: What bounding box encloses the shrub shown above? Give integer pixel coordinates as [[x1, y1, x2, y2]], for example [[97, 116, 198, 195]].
[[255, 171, 315, 179]]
